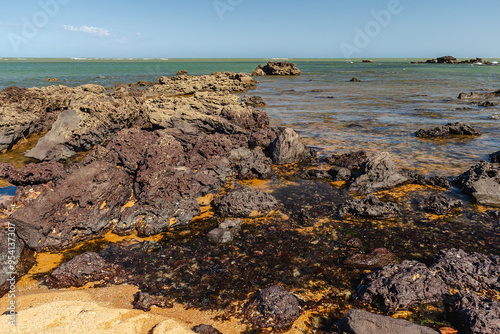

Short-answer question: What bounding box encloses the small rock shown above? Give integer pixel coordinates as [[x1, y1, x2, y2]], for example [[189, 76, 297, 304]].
[[422, 194, 463, 215], [192, 324, 222, 334], [45, 252, 124, 288], [334, 309, 439, 334], [213, 188, 278, 218], [490, 150, 500, 163], [415, 122, 482, 138], [133, 291, 172, 311], [350, 77, 362, 82], [207, 218, 242, 243], [244, 285, 302, 329], [453, 161, 500, 206], [344, 248, 397, 269], [230, 147, 273, 179], [270, 127, 315, 164], [327, 151, 367, 170], [405, 171, 450, 188], [241, 95, 266, 107], [336, 195, 400, 219], [328, 166, 352, 181], [176, 70, 188, 76], [45, 78, 59, 82]]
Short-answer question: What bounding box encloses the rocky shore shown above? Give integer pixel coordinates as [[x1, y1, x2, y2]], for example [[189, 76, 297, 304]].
[[0, 69, 499, 334]]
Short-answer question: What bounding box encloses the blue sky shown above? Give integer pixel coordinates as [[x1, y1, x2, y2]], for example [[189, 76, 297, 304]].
[[1, 0, 499, 58]]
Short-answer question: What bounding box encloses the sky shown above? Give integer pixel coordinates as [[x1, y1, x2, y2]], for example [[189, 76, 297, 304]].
[[0, 0, 499, 58]]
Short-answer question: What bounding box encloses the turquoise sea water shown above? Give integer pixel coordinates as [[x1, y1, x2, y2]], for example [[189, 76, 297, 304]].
[[1, 58, 499, 176]]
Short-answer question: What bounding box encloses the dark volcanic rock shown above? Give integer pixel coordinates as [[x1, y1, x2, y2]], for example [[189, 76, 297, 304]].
[[344, 248, 397, 270], [192, 324, 222, 334], [490, 150, 500, 163], [336, 195, 400, 219], [405, 171, 450, 188], [207, 218, 243, 243], [415, 122, 482, 138], [0, 220, 36, 298], [350, 77, 362, 82], [270, 127, 315, 164], [6, 161, 66, 186], [244, 285, 302, 329], [348, 152, 408, 194], [422, 194, 463, 215], [327, 151, 367, 171], [11, 161, 132, 251], [0, 163, 15, 179], [248, 128, 278, 150], [447, 293, 500, 334], [357, 260, 447, 311], [334, 309, 439, 334], [213, 188, 278, 218], [45, 252, 124, 288], [437, 56, 458, 64], [230, 147, 273, 179], [252, 62, 301, 76], [453, 161, 500, 206], [431, 248, 500, 291], [133, 291, 172, 311]]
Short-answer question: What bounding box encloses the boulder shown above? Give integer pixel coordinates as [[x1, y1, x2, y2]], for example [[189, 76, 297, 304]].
[[45, 252, 124, 288], [230, 147, 273, 179], [270, 127, 315, 164], [357, 260, 448, 311], [415, 122, 482, 138], [344, 248, 397, 269], [453, 161, 500, 206], [490, 150, 500, 163], [328, 151, 367, 170], [241, 95, 266, 107], [11, 161, 132, 251], [244, 285, 302, 329], [437, 56, 458, 64], [336, 195, 400, 219], [213, 187, 278, 218], [248, 127, 278, 150], [207, 218, 243, 243], [192, 324, 222, 334], [252, 62, 301, 76], [348, 152, 408, 194], [334, 309, 439, 334], [447, 293, 500, 334], [0, 220, 36, 298], [6, 161, 66, 186], [422, 194, 463, 215], [404, 171, 450, 188]]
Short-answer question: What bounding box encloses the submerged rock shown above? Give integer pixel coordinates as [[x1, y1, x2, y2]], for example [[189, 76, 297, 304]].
[[251, 62, 301, 76], [334, 309, 439, 334], [336, 195, 400, 219], [207, 218, 243, 243], [244, 285, 302, 329], [357, 260, 447, 311], [270, 127, 315, 164], [11, 161, 132, 251], [344, 248, 397, 269], [415, 122, 482, 138], [453, 161, 500, 207], [213, 187, 278, 218], [45, 252, 124, 288], [422, 194, 463, 215], [348, 152, 408, 194]]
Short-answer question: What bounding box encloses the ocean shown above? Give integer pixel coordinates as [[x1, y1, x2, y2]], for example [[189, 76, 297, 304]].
[[1, 58, 499, 176]]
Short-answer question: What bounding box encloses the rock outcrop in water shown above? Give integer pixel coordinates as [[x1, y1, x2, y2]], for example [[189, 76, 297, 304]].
[[270, 127, 316, 164], [422, 194, 463, 215], [415, 122, 482, 138], [454, 160, 500, 207], [251, 61, 301, 76]]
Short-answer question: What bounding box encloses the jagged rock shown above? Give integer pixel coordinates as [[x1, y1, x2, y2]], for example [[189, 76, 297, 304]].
[[248, 128, 278, 149], [458, 91, 486, 100], [270, 127, 315, 164], [405, 171, 450, 188], [230, 147, 273, 179], [0, 163, 15, 179], [207, 218, 243, 243], [446, 293, 500, 334], [422, 195, 463, 215], [415, 122, 482, 138], [336, 195, 400, 219], [6, 161, 66, 186], [133, 291, 172, 311], [176, 70, 188, 76], [328, 151, 367, 170], [348, 152, 408, 194], [244, 285, 302, 329], [45, 252, 124, 288], [431, 248, 500, 291], [192, 324, 222, 334], [333, 309, 439, 334], [0, 220, 36, 298], [453, 161, 500, 206], [357, 260, 448, 311], [213, 188, 278, 218], [490, 150, 500, 163], [328, 166, 352, 181], [344, 248, 397, 269], [241, 95, 266, 107], [252, 62, 301, 76], [11, 161, 132, 251]]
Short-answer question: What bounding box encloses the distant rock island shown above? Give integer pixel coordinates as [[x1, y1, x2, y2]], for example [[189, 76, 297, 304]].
[[412, 56, 497, 65], [251, 61, 301, 76]]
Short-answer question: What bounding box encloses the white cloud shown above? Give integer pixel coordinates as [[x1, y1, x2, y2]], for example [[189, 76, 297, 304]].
[[63, 24, 111, 37]]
